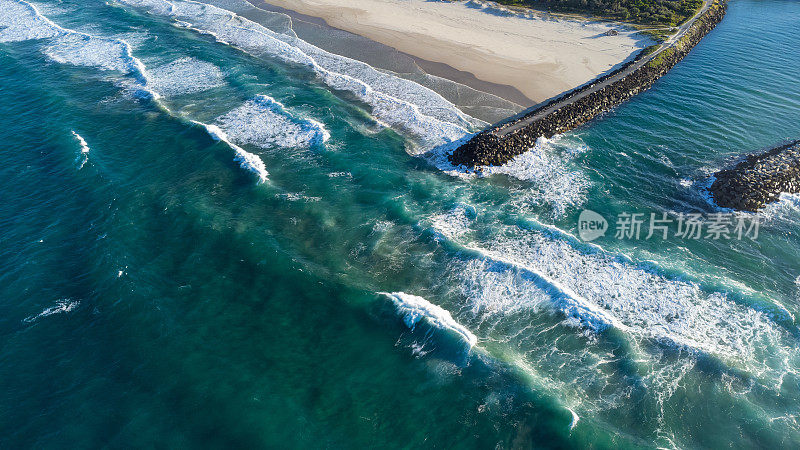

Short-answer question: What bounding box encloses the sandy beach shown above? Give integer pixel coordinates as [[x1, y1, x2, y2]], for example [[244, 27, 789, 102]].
[[250, 0, 650, 106]]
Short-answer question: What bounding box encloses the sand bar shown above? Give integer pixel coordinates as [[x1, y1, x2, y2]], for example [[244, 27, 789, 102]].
[[251, 0, 651, 106]]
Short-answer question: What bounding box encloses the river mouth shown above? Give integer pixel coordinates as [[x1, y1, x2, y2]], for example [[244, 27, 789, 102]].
[[449, 1, 727, 168]]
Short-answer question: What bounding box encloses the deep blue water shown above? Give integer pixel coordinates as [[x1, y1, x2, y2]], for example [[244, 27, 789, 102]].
[[1, 0, 800, 447]]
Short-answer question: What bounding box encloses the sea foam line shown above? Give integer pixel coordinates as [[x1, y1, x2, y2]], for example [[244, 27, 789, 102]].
[[463, 243, 624, 333], [0, 0, 157, 95], [72, 131, 90, 154], [117, 0, 479, 149], [23, 299, 79, 323], [72, 130, 90, 169], [193, 122, 268, 182], [428, 207, 797, 376], [0, 0, 269, 183], [382, 290, 588, 432]]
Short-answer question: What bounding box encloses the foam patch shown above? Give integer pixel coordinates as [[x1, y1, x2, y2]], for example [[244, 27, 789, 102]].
[[0, 0, 63, 42], [215, 94, 329, 149], [23, 299, 79, 323], [429, 206, 796, 379], [117, 0, 481, 148], [148, 57, 226, 96]]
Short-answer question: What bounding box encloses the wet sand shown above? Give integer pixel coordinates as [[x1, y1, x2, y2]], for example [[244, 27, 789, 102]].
[[249, 0, 651, 105]]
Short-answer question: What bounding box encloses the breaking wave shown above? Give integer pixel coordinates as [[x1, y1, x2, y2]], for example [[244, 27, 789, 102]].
[[0, 0, 273, 182], [430, 207, 798, 379], [72, 130, 90, 169], [116, 0, 480, 149], [194, 121, 269, 182], [0, 0, 64, 42], [214, 94, 330, 149], [382, 291, 478, 348], [0, 0, 156, 95]]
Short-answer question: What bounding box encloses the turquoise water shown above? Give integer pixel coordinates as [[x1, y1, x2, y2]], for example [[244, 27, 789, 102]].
[[1, 0, 799, 447]]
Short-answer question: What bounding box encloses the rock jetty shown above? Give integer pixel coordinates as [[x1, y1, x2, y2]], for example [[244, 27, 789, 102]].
[[449, 1, 728, 167], [709, 141, 800, 212]]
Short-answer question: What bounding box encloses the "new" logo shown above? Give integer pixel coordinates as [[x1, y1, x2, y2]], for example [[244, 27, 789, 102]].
[[578, 210, 608, 242]]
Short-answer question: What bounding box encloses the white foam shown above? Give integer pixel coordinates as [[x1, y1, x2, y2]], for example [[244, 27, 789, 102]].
[[195, 121, 268, 182], [477, 228, 792, 370], [702, 172, 800, 221], [695, 174, 730, 211], [117, 0, 479, 148], [215, 94, 329, 149], [275, 192, 321, 202], [44, 33, 136, 72], [482, 136, 590, 217], [761, 192, 800, 221], [327, 171, 352, 179], [23, 299, 79, 323], [0, 0, 158, 97], [382, 291, 478, 348], [457, 257, 553, 320], [567, 407, 580, 431], [430, 207, 795, 375], [0, 1, 274, 183], [72, 130, 90, 169], [428, 135, 591, 218], [796, 276, 800, 303], [428, 204, 475, 240], [148, 56, 225, 96], [465, 239, 622, 333], [0, 0, 63, 42], [25, 1, 77, 17], [72, 130, 90, 153]]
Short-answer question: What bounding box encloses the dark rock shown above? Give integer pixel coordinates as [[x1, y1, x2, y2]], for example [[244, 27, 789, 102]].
[[709, 140, 800, 211], [448, 2, 728, 168]]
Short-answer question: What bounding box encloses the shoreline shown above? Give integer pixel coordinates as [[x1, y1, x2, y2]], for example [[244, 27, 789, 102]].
[[450, 0, 725, 167], [248, 0, 651, 107], [248, 0, 533, 107]]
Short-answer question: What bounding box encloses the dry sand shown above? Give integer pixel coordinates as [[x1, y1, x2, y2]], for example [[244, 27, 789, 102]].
[[251, 0, 651, 106]]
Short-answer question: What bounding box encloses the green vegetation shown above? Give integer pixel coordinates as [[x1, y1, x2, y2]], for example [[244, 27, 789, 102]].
[[646, 0, 723, 67], [493, 0, 704, 27], [640, 44, 660, 57], [641, 27, 676, 42], [646, 46, 675, 67]]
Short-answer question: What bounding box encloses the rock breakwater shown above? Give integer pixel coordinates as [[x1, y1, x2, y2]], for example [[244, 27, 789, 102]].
[[449, 1, 728, 167], [710, 140, 800, 212]]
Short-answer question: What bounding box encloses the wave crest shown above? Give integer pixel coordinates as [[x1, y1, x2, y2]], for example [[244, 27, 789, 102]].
[[195, 122, 269, 182], [117, 0, 479, 148], [215, 95, 330, 149], [382, 291, 478, 348], [0, 0, 277, 182]]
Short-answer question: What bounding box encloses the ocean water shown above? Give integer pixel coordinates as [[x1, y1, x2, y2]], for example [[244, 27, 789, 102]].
[[1, 0, 799, 447]]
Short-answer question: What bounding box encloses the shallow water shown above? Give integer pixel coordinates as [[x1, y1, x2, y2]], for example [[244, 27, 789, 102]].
[[1, 0, 799, 447]]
